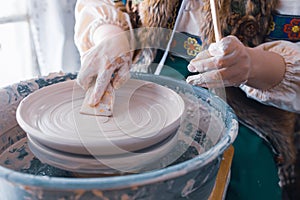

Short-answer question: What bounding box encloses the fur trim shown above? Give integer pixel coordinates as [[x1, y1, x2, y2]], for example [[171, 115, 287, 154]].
[[138, 0, 177, 28], [129, 0, 179, 72], [226, 87, 297, 186], [200, 0, 279, 47]]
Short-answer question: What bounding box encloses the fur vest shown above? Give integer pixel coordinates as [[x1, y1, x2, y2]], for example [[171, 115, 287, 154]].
[[123, 0, 297, 185]]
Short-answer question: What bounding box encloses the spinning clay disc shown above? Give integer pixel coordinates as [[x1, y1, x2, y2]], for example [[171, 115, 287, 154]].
[[27, 132, 178, 173], [16, 79, 185, 157]]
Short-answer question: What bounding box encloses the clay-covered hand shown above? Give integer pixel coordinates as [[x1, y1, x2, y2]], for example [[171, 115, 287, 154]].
[[186, 35, 251, 88], [77, 25, 132, 106]]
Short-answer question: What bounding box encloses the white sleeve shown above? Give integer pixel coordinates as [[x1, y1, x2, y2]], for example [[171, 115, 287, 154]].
[[74, 0, 131, 54], [240, 41, 300, 113]]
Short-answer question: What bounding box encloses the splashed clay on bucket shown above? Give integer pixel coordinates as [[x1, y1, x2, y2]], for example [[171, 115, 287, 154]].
[[0, 72, 238, 200]]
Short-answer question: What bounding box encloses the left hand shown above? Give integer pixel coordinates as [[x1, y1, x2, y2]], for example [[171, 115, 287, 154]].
[[186, 35, 251, 88]]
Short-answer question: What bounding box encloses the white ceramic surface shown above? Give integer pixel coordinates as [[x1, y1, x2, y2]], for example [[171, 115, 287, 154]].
[[27, 132, 178, 173], [16, 79, 185, 156]]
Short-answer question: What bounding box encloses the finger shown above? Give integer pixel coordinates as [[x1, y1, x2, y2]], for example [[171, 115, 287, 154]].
[[88, 66, 115, 106], [209, 35, 242, 57], [188, 56, 219, 73], [187, 70, 226, 88], [208, 42, 225, 56], [199, 67, 247, 88], [77, 47, 105, 90], [77, 69, 96, 91], [80, 83, 115, 116], [213, 50, 239, 70], [112, 66, 131, 89], [195, 49, 211, 59], [189, 47, 239, 74], [186, 74, 206, 86], [111, 53, 131, 89], [76, 52, 97, 90], [188, 50, 212, 72]]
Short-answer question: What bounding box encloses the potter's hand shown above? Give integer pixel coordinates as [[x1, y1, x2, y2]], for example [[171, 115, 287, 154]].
[[77, 25, 132, 106], [186, 35, 251, 88]]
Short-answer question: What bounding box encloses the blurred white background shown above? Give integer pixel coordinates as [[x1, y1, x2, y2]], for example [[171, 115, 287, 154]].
[[0, 0, 37, 87], [0, 0, 79, 87]]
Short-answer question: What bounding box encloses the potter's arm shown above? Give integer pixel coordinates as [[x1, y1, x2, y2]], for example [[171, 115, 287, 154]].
[[239, 0, 300, 112], [74, 0, 131, 54], [74, 0, 133, 114], [240, 41, 300, 113]]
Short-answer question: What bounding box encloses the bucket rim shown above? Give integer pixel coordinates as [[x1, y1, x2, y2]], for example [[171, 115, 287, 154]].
[[0, 74, 238, 190]]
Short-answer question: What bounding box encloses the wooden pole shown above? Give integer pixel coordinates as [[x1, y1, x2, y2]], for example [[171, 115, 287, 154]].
[[209, 0, 222, 42]]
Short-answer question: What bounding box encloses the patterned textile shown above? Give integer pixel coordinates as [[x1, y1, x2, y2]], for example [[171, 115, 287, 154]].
[[267, 13, 300, 41]]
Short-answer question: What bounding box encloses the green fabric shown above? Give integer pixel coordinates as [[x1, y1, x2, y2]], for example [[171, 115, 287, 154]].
[[154, 50, 193, 79], [226, 124, 282, 200], [160, 54, 282, 200]]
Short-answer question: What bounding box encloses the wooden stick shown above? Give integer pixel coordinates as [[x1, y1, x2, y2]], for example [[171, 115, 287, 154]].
[[209, 0, 222, 42]]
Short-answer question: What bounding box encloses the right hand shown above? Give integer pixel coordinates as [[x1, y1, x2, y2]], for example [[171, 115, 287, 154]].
[[186, 35, 285, 90], [77, 25, 132, 106], [186, 35, 251, 88]]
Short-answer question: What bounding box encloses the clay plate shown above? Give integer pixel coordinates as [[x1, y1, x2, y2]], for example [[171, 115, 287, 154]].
[[27, 132, 178, 173], [16, 79, 184, 156]]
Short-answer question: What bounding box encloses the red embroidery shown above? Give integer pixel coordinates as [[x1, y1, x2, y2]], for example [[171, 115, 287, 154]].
[[283, 18, 300, 40]]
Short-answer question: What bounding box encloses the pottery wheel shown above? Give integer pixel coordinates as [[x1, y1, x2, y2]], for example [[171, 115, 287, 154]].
[[16, 79, 185, 172]]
